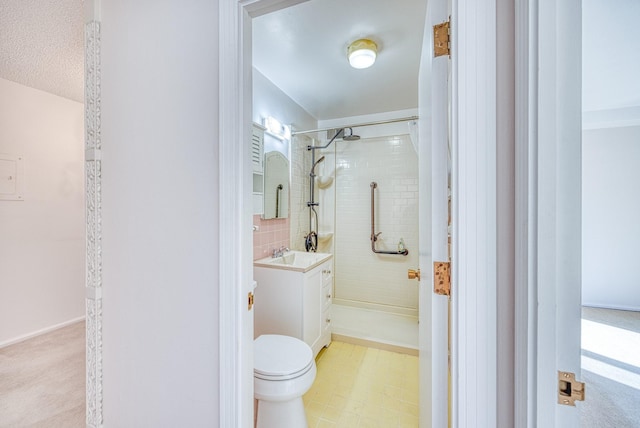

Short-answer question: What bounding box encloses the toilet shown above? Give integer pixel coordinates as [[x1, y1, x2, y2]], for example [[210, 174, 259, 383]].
[[254, 334, 317, 428]]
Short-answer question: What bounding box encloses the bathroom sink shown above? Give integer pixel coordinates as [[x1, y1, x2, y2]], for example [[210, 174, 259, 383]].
[[254, 251, 332, 272]]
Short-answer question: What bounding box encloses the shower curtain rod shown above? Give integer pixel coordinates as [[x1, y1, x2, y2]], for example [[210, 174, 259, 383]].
[[291, 115, 419, 136]]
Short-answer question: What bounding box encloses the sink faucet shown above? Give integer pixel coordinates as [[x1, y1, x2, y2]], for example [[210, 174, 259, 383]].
[[272, 246, 290, 258]]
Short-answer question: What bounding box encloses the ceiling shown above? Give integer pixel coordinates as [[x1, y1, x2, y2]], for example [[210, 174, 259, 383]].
[[1, 0, 636, 118], [252, 0, 428, 121], [0, 0, 84, 102]]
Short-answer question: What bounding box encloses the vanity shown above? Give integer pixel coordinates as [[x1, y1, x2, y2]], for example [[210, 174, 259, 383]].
[[253, 251, 333, 358]]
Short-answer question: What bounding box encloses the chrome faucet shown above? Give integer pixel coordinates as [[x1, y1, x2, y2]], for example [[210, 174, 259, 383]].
[[272, 246, 290, 258]]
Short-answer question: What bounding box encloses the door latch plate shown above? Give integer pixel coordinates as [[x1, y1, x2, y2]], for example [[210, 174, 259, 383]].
[[558, 371, 585, 406], [248, 292, 254, 311]]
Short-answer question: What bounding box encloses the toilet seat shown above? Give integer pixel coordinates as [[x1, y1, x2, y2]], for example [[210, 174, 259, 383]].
[[254, 335, 314, 381]]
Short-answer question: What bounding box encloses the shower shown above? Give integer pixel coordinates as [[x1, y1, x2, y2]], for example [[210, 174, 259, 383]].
[[342, 127, 361, 141], [304, 128, 360, 252], [289, 116, 421, 355], [311, 155, 325, 175]]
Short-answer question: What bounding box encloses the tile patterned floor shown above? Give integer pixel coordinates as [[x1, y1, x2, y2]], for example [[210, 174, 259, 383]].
[[303, 341, 419, 428]]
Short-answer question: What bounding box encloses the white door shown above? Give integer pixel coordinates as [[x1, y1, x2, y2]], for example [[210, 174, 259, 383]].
[[418, 0, 449, 426], [533, 0, 583, 425]]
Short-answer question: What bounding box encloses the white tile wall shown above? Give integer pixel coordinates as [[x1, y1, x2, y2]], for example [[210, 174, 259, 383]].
[[290, 133, 419, 313], [290, 135, 313, 251], [333, 135, 419, 311]]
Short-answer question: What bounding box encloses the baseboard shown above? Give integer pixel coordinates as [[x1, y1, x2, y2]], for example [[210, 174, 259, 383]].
[[331, 333, 418, 356], [332, 298, 418, 318], [582, 303, 640, 312], [0, 316, 86, 349]]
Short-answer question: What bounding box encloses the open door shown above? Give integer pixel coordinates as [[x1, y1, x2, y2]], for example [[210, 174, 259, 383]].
[[418, 0, 449, 426]]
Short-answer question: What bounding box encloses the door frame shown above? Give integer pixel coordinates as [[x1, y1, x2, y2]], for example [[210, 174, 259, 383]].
[[219, 0, 511, 425], [514, 0, 582, 426], [218, 0, 311, 426]]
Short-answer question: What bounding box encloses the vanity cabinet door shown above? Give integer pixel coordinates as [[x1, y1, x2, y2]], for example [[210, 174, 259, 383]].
[[319, 260, 333, 350], [303, 266, 322, 350]]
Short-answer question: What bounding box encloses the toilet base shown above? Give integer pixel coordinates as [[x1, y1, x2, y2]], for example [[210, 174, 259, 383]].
[[256, 396, 307, 428]]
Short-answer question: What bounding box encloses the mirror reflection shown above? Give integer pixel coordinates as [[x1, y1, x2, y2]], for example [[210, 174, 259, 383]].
[[262, 132, 289, 219]]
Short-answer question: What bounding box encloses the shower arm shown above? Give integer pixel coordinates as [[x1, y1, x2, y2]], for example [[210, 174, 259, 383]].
[[306, 128, 344, 151]]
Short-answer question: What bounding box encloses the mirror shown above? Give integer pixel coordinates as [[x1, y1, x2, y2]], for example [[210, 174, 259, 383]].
[[262, 133, 289, 219]]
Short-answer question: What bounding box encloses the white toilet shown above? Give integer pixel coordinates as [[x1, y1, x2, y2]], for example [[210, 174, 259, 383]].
[[254, 334, 317, 428]]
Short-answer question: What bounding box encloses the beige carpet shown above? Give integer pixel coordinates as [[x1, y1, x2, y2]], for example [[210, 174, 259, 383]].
[[0, 321, 85, 427], [581, 307, 640, 428]]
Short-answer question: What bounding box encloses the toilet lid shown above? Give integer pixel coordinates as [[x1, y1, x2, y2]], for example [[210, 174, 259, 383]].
[[254, 335, 313, 379]]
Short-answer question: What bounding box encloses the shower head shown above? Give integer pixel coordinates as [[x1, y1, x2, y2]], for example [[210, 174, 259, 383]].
[[342, 127, 360, 141], [310, 155, 325, 175]]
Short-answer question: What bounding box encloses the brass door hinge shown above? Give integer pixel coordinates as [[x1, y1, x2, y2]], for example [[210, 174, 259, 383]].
[[434, 20, 451, 57], [248, 292, 254, 310], [558, 371, 585, 406], [434, 261, 451, 296]]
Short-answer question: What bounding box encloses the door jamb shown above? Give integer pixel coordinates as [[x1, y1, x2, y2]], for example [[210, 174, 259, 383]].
[[218, 1, 311, 426], [513, 1, 583, 426], [220, 0, 514, 425]]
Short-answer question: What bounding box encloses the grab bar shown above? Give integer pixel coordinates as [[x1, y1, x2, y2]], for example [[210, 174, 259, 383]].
[[275, 184, 283, 218], [370, 182, 409, 256]]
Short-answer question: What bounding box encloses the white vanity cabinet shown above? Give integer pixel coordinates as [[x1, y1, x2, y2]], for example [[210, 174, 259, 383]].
[[253, 254, 333, 358]]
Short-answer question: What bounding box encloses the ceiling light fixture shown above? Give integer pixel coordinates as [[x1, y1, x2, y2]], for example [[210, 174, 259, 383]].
[[347, 39, 378, 69]]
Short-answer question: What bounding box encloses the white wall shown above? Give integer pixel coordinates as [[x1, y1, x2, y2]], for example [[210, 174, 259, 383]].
[[253, 68, 316, 131], [333, 133, 419, 313], [582, 125, 640, 310], [583, 0, 640, 113], [100, 1, 220, 424], [0, 78, 84, 346], [581, 0, 640, 312]]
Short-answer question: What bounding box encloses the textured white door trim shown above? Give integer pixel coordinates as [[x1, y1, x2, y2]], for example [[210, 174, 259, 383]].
[[84, 1, 103, 427]]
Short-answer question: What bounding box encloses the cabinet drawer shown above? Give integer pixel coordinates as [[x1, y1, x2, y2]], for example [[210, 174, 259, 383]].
[[322, 283, 332, 311], [321, 264, 333, 287], [322, 307, 332, 333]]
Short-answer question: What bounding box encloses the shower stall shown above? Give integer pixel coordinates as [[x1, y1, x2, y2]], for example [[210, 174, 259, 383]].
[[291, 119, 420, 352]]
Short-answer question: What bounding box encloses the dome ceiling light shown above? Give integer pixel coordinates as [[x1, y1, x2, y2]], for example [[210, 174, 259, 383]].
[[347, 38, 378, 69]]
